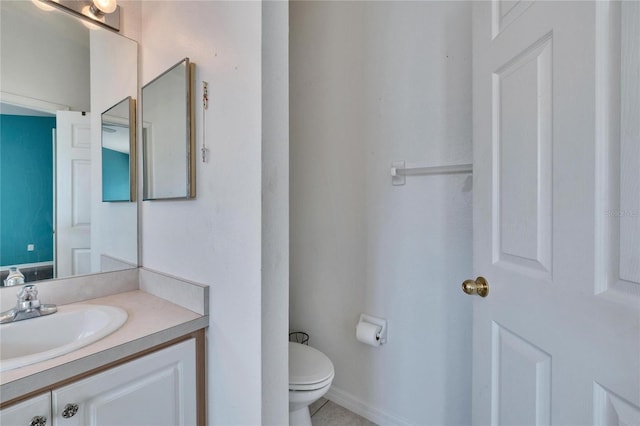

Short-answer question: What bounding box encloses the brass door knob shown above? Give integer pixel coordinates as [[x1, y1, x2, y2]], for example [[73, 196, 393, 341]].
[[462, 276, 489, 297]]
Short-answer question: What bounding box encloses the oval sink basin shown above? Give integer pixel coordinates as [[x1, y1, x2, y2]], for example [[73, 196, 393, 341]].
[[0, 304, 128, 372]]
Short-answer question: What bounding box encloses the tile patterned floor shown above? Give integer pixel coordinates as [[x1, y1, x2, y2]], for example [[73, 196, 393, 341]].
[[310, 398, 378, 426]]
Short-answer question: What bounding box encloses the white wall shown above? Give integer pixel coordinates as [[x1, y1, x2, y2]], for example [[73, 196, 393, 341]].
[[119, 0, 142, 43], [0, 1, 90, 111], [290, 2, 473, 425], [139, 2, 277, 425], [261, 1, 290, 424]]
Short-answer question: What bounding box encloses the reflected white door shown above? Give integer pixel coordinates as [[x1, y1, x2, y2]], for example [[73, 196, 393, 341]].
[[56, 111, 91, 277], [471, 1, 640, 424]]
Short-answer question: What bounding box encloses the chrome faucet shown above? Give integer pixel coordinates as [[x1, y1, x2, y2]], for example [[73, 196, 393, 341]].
[[0, 284, 57, 324]]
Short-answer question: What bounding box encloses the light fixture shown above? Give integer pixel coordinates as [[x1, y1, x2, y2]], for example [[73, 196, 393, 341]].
[[38, 0, 121, 32], [32, 0, 56, 12], [89, 0, 117, 16]]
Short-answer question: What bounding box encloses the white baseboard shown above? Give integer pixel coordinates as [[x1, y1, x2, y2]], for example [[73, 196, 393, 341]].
[[325, 385, 413, 426], [1, 261, 53, 271]]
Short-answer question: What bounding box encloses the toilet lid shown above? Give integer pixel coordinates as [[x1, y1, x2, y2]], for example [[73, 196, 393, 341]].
[[289, 342, 334, 390]]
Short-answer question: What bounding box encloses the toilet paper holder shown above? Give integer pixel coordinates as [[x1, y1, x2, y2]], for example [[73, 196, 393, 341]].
[[358, 314, 387, 345]]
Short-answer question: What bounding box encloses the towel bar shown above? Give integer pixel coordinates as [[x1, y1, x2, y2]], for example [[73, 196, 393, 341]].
[[391, 160, 473, 185]]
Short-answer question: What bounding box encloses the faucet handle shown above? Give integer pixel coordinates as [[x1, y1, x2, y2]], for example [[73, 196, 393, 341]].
[[18, 284, 38, 301], [17, 284, 40, 310]]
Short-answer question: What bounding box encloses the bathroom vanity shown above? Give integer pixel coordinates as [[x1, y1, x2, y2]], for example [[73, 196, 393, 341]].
[[0, 2, 210, 423], [0, 269, 208, 425], [1, 337, 201, 425]]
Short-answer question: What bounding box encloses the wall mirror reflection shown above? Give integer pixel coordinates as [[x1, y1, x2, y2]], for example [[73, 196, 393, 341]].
[[142, 58, 196, 200], [102, 97, 136, 203], [0, 1, 138, 284]]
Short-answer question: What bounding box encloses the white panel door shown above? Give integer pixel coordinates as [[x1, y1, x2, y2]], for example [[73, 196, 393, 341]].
[[51, 339, 197, 426], [56, 111, 91, 278], [472, 1, 640, 425]]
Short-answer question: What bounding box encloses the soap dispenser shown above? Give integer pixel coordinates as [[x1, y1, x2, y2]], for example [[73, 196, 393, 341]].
[[4, 267, 25, 286]]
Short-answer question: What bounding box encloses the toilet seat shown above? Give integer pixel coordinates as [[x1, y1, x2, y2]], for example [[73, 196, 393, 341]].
[[289, 342, 335, 391]]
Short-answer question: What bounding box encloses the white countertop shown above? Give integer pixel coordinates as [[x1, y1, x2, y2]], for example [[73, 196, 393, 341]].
[[0, 290, 208, 404]]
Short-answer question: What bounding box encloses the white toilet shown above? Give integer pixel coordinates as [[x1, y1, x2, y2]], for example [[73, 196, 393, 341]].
[[289, 342, 335, 426]]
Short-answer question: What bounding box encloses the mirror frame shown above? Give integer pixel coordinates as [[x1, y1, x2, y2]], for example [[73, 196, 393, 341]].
[[101, 96, 137, 203], [142, 58, 196, 201]]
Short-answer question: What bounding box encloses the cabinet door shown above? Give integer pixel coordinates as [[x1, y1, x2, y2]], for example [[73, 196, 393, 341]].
[[52, 339, 196, 426], [0, 393, 51, 426]]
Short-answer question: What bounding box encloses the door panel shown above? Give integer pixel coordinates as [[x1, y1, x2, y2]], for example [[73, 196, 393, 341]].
[[492, 0, 534, 39], [472, 1, 640, 424], [56, 111, 91, 278], [492, 33, 552, 278], [593, 383, 640, 425], [491, 323, 551, 426], [71, 159, 91, 227], [618, 1, 640, 287], [595, 1, 640, 303]]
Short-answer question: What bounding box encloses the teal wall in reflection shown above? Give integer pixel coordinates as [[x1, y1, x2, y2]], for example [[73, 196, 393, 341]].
[[102, 147, 130, 201], [0, 114, 55, 266]]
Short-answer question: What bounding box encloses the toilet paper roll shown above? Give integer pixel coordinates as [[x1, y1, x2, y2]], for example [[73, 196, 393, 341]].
[[356, 322, 382, 347]]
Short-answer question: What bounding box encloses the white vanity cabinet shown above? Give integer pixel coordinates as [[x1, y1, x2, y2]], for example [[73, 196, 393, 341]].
[[1, 336, 202, 426], [51, 338, 197, 426], [0, 393, 50, 426]]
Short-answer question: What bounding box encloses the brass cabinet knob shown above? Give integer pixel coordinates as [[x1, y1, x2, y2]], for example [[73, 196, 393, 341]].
[[462, 276, 489, 297]]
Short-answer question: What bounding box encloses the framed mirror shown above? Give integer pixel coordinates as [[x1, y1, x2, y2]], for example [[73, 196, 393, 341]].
[[142, 58, 196, 200], [0, 1, 138, 284], [102, 97, 136, 202]]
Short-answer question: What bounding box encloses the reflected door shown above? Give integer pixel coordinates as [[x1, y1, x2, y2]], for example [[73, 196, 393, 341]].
[[471, 1, 639, 424], [56, 111, 92, 277]]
